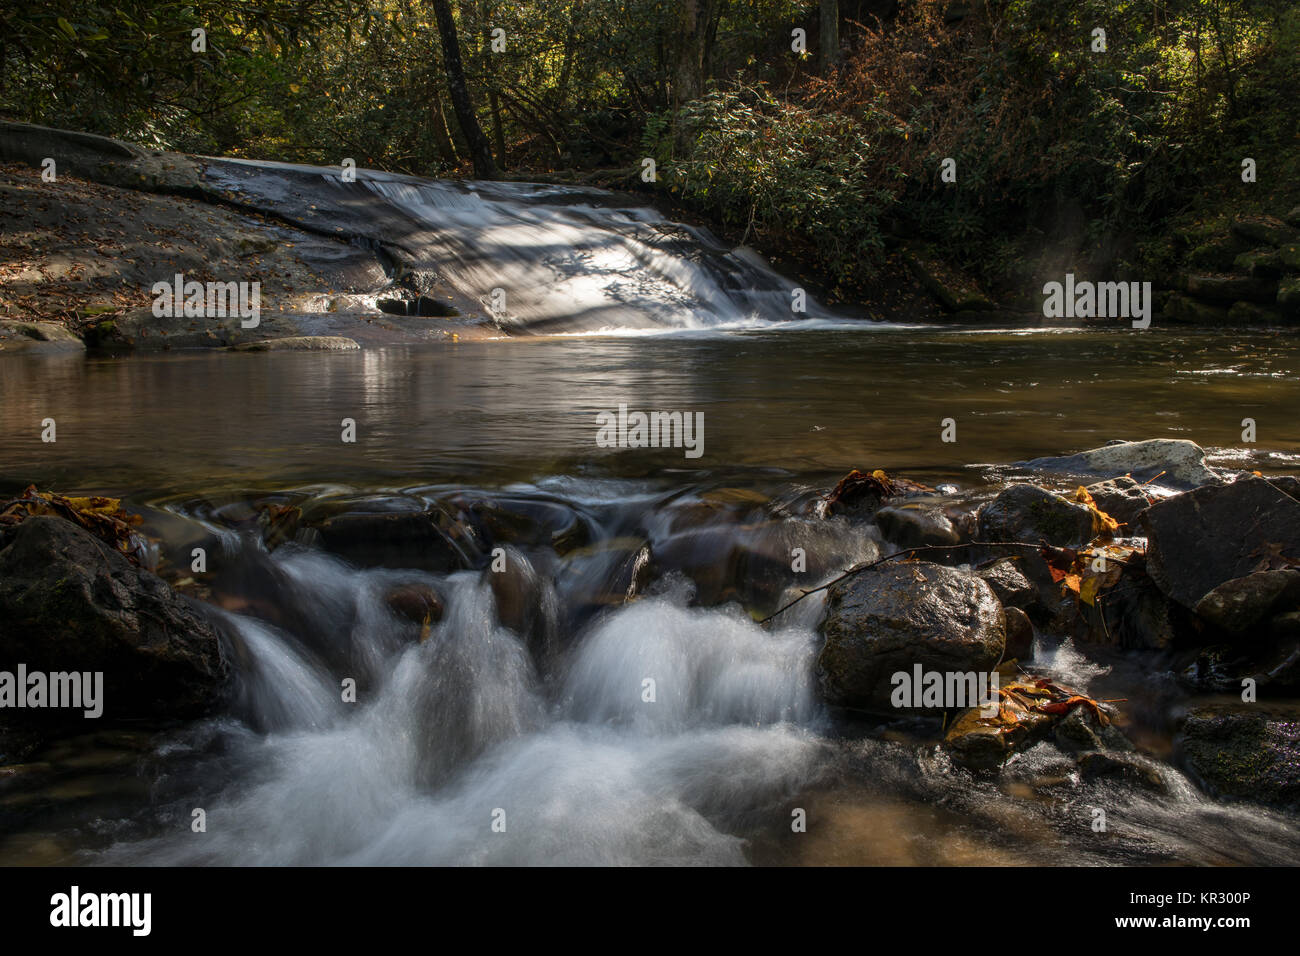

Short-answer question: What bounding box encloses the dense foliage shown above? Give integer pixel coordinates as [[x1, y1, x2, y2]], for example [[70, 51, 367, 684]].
[[3, 0, 1297, 297]]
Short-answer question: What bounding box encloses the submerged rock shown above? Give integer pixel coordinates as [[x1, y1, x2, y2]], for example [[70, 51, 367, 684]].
[[1019, 439, 1223, 490], [976, 484, 1094, 547], [0, 516, 228, 721], [1077, 751, 1168, 792], [308, 506, 482, 572], [1144, 476, 1300, 612], [1174, 702, 1300, 809], [817, 561, 1004, 714], [875, 504, 963, 549], [384, 583, 445, 626]]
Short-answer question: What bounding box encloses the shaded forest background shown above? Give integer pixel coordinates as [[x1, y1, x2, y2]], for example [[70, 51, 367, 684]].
[[3, 0, 1298, 304]]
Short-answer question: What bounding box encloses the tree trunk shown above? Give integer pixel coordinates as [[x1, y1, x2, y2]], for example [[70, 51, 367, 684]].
[[430, 0, 497, 179], [820, 0, 840, 74], [673, 0, 714, 108]]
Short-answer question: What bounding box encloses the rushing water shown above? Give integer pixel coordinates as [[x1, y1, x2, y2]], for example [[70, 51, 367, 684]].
[[2, 327, 1299, 865]]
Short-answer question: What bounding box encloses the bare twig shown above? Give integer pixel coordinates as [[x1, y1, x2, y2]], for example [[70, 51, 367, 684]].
[[760, 540, 1050, 625]]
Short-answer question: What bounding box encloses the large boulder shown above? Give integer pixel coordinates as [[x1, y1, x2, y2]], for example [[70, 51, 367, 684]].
[[0, 516, 229, 722], [1019, 439, 1222, 490], [1174, 703, 1300, 809], [817, 562, 1004, 714], [1143, 476, 1300, 612], [976, 484, 1094, 547]]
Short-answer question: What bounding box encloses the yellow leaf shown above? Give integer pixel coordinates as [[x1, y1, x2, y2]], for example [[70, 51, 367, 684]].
[[1079, 575, 1101, 606]]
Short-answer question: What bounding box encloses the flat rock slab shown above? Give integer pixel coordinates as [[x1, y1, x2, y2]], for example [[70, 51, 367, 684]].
[[231, 336, 360, 352], [1018, 439, 1223, 490], [0, 321, 85, 353], [1144, 476, 1300, 610]]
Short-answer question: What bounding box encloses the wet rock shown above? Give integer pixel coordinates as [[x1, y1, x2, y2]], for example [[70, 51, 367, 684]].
[[1193, 570, 1300, 635], [1054, 705, 1133, 753], [875, 504, 962, 549], [978, 560, 1037, 611], [412, 295, 458, 317], [817, 562, 1004, 714], [1077, 751, 1167, 792], [309, 507, 480, 572], [0, 321, 85, 353], [823, 470, 891, 520], [1144, 476, 1300, 611], [231, 335, 361, 351], [487, 546, 555, 666], [1174, 702, 1300, 809], [823, 469, 935, 521], [1020, 439, 1222, 490], [555, 537, 653, 633], [0, 516, 229, 721], [1003, 606, 1035, 661], [384, 584, 445, 625], [976, 484, 1094, 547], [1269, 475, 1300, 499], [452, 493, 591, 555], [1084, 475, 1153, 529], [943, 681, 1053, 771]]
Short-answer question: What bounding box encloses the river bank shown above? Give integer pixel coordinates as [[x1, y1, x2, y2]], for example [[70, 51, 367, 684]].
[[4, 121, 1300, 352]]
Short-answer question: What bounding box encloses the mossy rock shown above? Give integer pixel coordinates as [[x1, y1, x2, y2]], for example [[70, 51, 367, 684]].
[[1174, 703, 1300, 809], [1278, 242, 1300, 272], [1233, 248, 1284, 278], [1187, 234, 1251, 271], [1231, 215, 1300, 248]]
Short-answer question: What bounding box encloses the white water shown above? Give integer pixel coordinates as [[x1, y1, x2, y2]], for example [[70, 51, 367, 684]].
[[362, 176, 839, 333], [97, 552, 830, 865]]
